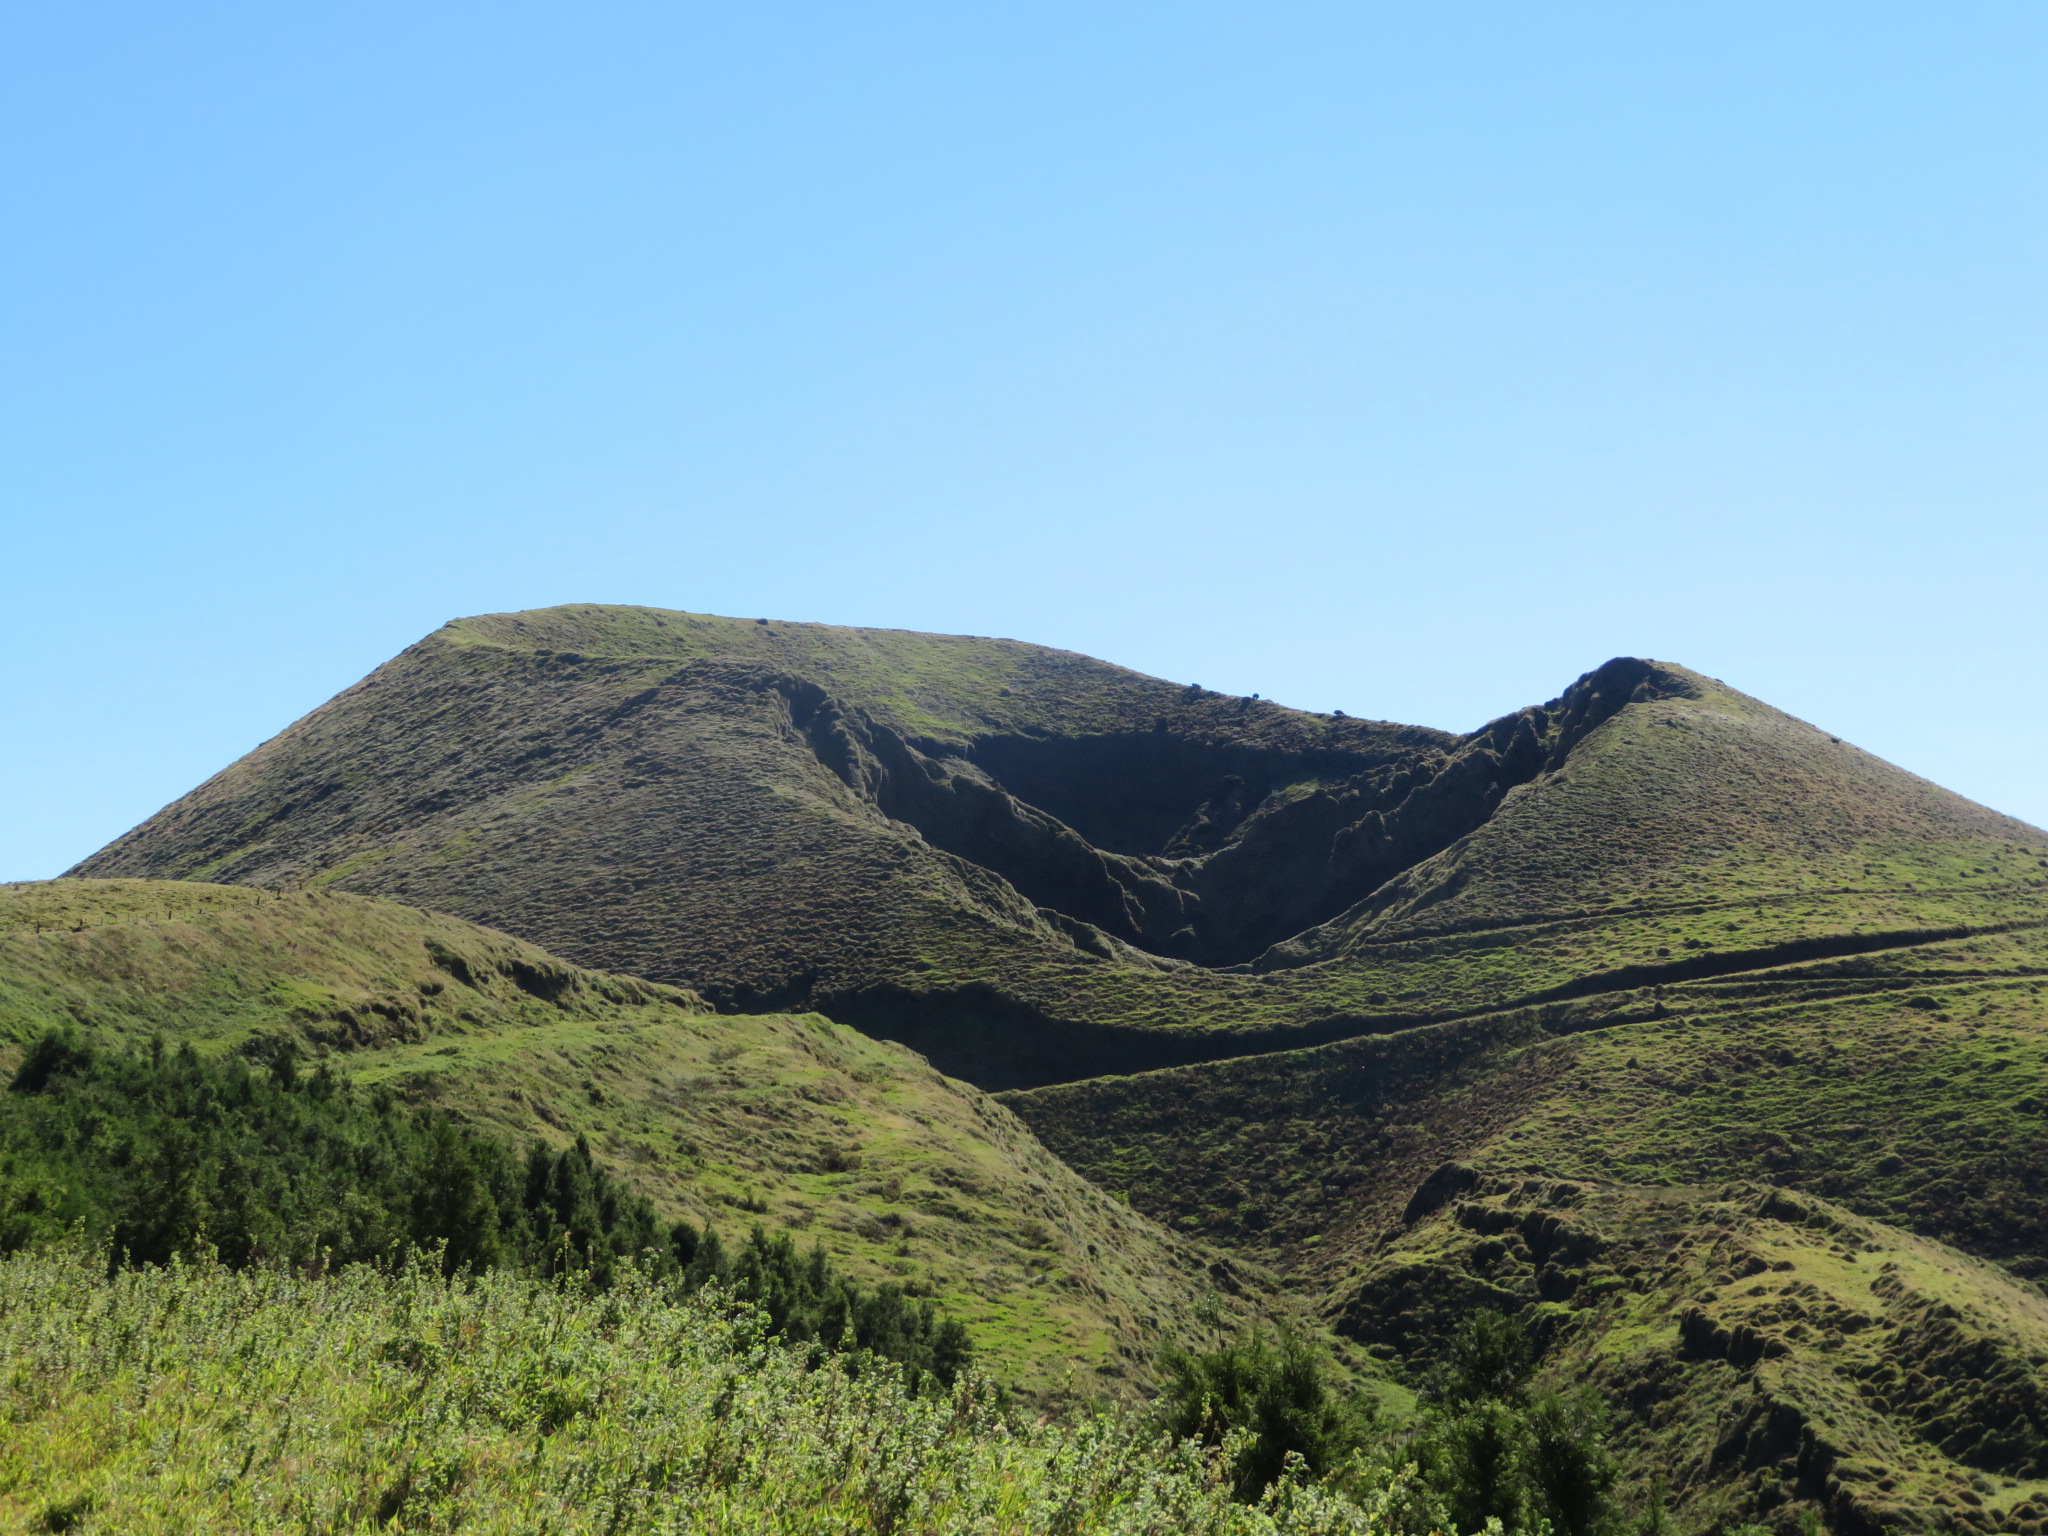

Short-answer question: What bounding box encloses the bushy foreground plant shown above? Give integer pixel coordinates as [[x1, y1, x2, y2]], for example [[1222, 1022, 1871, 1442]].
[[1160, 1313, 1633, 1536], [0, 1030, 969, 1386], [1400, 1312, 1618, 1536], [1156, 1327, 1381, 1500], [0, 1245, 1417, 1535]]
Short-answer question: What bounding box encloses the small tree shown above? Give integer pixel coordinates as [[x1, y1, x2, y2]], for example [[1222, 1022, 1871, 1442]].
[[1522, 1386, 1618, 1536], [1156, 1327, 1378, 1500], [1410, 1310, 1617, 1536], [1437, 1307, 1535, 1405], [1414, 1396, 1528, 1534]]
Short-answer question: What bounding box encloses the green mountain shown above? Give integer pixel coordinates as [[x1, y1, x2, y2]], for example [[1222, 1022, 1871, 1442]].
[[43, 604, 2048, 1530], [71, 605, 2048, 1092]]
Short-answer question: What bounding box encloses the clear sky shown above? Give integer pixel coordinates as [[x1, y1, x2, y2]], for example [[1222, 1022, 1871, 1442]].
[[4, 2, 2043, 880]]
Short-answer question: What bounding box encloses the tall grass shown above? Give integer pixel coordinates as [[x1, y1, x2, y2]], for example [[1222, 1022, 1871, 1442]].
[[0, 1246, 1411, 1534]]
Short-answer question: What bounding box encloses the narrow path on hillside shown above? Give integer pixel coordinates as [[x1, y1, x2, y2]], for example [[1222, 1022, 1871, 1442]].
[[988, 916, 2048, 1093]]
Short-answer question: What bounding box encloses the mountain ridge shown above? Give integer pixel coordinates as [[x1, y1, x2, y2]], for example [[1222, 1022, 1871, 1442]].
[[73, 606, 2047, 1091]]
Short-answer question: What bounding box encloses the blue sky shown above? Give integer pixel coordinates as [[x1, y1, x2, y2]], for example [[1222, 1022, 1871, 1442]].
[[4, 2, 2044, 879]]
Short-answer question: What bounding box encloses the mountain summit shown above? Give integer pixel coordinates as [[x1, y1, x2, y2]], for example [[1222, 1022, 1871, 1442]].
[[75, 605, 2046, 1088]]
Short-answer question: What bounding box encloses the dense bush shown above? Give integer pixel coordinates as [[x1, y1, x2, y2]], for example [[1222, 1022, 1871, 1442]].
[[0, 1031, 968, 1385], [1159, 1313, 1628, 1533], [1, 1030, 571, 1270], [1156, 1327, 1380, 1499], [0, 1244, 1409, 1534], [1403, 1311, 1619, 1536]]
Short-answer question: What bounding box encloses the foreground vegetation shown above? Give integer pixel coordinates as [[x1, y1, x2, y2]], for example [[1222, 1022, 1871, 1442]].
[[0, 1029, 971, 1388], [0, 1246, 1399, 1535], [0, 1034, 1641, 1531], [1159, 1313, 1622, 1536]]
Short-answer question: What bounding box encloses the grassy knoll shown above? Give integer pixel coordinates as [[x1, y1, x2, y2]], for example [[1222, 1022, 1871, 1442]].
[[0, 879, 1264, 1400], [0, 1246, 1391, 1536], [0, 875, 685, 1054]]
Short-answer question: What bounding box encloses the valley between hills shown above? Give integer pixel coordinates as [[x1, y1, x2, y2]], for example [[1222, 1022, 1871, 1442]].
[[9, 603, 2048, 1534]]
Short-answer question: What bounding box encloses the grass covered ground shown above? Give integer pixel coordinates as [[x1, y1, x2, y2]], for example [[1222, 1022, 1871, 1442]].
[[1008, 944, 2048, 1280], [1006, 930, 2048, 1529], [0, 1246, 1391, 1536]]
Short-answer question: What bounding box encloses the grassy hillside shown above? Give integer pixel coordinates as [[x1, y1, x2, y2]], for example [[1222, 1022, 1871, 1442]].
[[1005, 937, 2048, 1281], [1005, 934, 2048, 1529], [0, 878, 1264, 1399], [1279, 666, 2048, 952]]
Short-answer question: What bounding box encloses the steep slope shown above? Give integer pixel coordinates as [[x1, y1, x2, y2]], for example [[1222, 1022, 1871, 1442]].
[[72, 606, 2048, 1089], [0, 878, 1265, 1398], [1004, 938, 2048, 1521], [1350, 1177, 2048, 1535]]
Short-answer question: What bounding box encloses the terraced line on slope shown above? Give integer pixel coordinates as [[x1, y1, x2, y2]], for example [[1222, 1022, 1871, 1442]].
[[1004, 936, 2048, 1283], [919, 915, 2047, 1085]]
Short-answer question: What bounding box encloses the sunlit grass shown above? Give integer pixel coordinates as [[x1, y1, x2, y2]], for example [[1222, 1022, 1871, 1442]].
[[0, 1245, 1402, 1534]]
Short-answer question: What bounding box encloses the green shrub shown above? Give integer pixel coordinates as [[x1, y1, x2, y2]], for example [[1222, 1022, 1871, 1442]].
[[1411, 1396, 1529, 1533], [1518, 1387, 1618, 1536], [1434, 1306, 1536, 1405], [1405, 1311, 1618, 1536], [1156, 1327, 1381, 1500]]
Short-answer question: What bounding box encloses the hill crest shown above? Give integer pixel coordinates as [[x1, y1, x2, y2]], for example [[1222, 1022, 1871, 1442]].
[[72, 606, 2047, 1088]]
